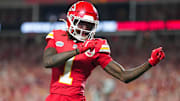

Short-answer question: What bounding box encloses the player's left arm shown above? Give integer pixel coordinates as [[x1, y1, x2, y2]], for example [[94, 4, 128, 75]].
[[103, 47, 165, 83]]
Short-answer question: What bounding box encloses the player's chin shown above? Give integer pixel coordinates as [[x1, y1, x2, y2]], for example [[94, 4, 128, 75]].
[[80, 36, 89, 41]]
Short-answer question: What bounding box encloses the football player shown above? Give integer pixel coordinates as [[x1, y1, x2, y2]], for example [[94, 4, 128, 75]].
[[43, 1, 165, 101]]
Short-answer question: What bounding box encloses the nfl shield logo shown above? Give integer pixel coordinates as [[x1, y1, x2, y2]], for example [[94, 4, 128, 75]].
[[73, 44, 78, 49]]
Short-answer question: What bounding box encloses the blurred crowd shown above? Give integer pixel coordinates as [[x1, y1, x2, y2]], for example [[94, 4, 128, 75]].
[[0, 34, 180, 101], [1, 2, 180, 31], [0, 36, 48, 101]]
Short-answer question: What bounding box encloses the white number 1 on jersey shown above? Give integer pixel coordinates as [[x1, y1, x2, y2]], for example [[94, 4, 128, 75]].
[[58, 56, 75, 85]]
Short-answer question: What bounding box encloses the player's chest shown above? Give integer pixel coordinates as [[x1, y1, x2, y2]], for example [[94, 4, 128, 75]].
[[54, 38, 97, 61], [54, 37, 77, 52]]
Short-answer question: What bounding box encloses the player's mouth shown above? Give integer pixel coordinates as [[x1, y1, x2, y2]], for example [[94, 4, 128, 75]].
[[76, 30, 89, 37], [82, 32, 89, 36]]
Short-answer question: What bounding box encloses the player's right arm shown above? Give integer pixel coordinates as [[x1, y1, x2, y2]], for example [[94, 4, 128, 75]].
[[43, 47, 78, 68], [43, 32, 97, 68]]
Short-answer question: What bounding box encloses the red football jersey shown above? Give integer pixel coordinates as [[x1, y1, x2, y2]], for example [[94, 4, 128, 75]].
[[45, 30, 112, 96]]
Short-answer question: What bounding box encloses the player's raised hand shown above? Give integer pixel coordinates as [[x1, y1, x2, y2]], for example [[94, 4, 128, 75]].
[[77, 40, 97, 54], [148, 47, 165, 66]]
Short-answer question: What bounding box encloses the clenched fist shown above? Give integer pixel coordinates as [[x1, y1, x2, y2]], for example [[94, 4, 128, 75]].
[[77, 40, 97, 54], [148, 47, 165, 66]]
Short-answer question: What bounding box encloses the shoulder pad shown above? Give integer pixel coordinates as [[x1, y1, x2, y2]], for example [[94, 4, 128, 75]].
[[95, 38, 111, 54], [46, 32, 54, 41], [45, 30, 67, 42]]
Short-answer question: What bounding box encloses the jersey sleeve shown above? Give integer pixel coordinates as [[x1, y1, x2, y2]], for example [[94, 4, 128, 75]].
[[94, 39, 112, 69], [44, 31, 56, 50], [97, 39, 111, 54], [95, 53, 112, 69], [46, 31, 54, 41]]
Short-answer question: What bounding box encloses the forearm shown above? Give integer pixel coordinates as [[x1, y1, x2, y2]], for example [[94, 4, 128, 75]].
[[43, 48, 78, 68], [104, 61, 152, 83], [123, 62, 152, 83]]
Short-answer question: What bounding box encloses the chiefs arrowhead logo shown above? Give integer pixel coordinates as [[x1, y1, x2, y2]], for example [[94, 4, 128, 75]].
[[69, 4, 76, 12]]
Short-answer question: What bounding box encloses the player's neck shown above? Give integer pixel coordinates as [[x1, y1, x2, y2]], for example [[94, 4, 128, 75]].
[[67, 33, 82, 43]]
